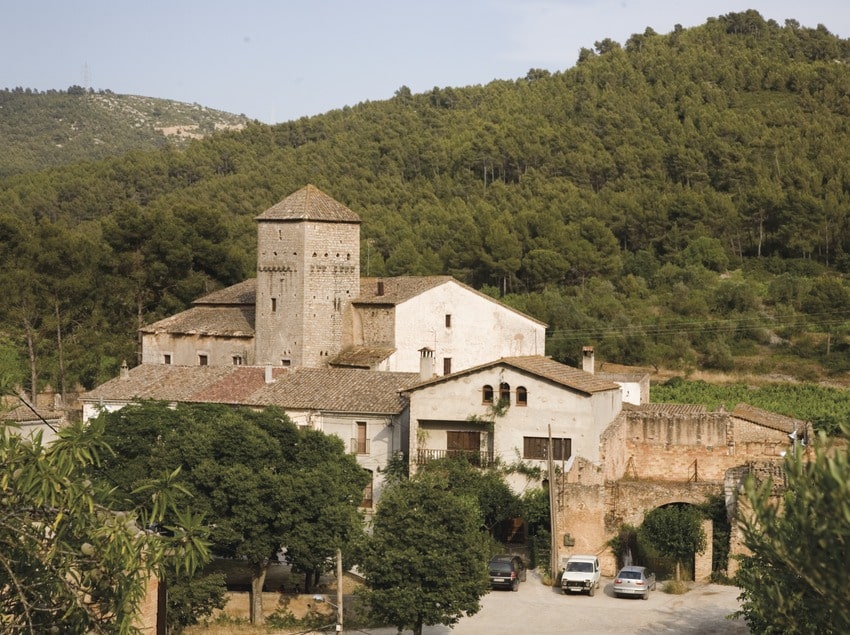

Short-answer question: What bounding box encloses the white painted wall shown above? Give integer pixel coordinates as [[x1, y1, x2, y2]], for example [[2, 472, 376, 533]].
[[384, 282, 545, 375], [408, 364, 621, 493]]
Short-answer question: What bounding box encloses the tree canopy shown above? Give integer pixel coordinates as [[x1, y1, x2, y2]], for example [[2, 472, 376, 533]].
[[93, 401, 368, 625], [0, 419, 210, 634], [359, 472, 491, 635], [3, 12, 850, 390], [735, 427, 850, 633]]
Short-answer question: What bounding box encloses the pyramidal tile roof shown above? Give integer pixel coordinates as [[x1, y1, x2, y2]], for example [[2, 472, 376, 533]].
[[255, 184, 361, 223]]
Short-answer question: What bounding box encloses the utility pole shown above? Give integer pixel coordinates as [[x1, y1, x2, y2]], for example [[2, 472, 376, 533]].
[[548, 424, 559, 583], [336, 547, 344, 633]]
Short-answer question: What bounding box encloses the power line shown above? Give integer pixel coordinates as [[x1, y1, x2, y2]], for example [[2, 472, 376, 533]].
[[545, 309, 850, 344]]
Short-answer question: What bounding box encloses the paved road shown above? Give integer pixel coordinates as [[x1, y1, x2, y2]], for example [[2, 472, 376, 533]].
[[343, 571, 750, 635]]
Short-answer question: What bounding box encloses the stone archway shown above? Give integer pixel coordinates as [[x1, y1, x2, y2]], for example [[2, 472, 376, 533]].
[[558, 480, 721, 579]]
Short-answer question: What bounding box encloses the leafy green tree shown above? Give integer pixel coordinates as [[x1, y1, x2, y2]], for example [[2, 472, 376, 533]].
[[639, 504, 707, 581], [277, 428, 368, 593], [95, 401, 365, 626], [0, 418, 210, 634], [360, 473, 490, 635], [416, 456, 522, 534], [735, 426, 850, 633]]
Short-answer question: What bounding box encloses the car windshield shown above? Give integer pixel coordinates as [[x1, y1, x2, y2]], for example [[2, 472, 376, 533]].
[[567, 562, 593, 572], [491, 563, 512, 573], [619, 570, 641, 579]]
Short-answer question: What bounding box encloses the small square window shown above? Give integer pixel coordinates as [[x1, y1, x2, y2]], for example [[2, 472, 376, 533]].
[[198, 354, 208, 366], [163, 354, 172, 365]]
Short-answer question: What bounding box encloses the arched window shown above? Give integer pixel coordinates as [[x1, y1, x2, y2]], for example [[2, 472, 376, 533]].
[[482, 385, 494, 404], [516, 386, 528, 406], [499, 382, 511, 405]]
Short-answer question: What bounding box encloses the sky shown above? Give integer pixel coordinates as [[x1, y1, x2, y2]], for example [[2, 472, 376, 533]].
[[3, 0, 850, 124]]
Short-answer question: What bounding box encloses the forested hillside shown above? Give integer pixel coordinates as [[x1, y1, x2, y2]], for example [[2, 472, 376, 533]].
[[0, 87, 250, 176], [2, 10, 850, 398]]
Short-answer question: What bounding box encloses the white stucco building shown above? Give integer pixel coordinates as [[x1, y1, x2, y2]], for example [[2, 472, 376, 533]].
[[405, 355, 623, 493]]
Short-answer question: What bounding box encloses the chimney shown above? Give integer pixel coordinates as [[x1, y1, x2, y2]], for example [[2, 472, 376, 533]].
[[120, 360, 129, 380], [419, 347, 435, 381], [581, 346, 595, 374], [265, 365, 274, 384], [376, 280, 385, 296]]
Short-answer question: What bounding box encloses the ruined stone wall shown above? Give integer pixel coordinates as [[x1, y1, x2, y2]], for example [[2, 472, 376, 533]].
[[619, 410, 792, 482]]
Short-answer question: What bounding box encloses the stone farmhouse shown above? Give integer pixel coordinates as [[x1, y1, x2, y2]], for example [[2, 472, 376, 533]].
[[81, 184, 805, 579], [84, 184, 546, 505]]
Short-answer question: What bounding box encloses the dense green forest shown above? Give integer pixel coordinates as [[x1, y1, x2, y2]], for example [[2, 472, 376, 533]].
[[0, 86, 250, 177], [2, 10, 850, 399]]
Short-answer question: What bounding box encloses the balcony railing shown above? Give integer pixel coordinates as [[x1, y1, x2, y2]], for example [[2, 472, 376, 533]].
[[415, 448, 495, 467]]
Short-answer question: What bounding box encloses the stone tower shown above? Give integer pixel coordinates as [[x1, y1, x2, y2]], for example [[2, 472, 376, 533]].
[[254, 185, 361, 367]]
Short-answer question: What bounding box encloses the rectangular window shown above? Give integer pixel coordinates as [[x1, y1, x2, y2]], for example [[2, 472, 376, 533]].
[[232, 355, 243, 366], [198, 354, 208, 366], [163, 354, 172, 365], [271, 297, 277, 312], [523, 437, 571, 461], [281, 359, 291, 367], [353, 421, 368, 454], [447, 431, 480, 452], [443, 357, 452, 375], [445, 314, 452, 328]]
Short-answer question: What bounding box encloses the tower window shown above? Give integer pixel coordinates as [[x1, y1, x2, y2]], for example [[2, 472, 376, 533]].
[[271, 298, 277, 312], [163, 354, 172, 365], [443, 358, 452, 375], [445, 314, 452, 328], [198, 354, 208, 366]]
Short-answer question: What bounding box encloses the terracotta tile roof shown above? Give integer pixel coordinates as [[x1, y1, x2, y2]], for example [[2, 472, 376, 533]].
[[247, 367, 419, 414], [356, 277, 547, 327], [193, 279, 257, 306], [1, 404, 63, 423], [83, 365, 241, 402], [731, 403, 804, 434], [81, 364, 418, 415], [630, 403, 708, 415], [255, 184, 361, 223], [139, 306, 255, 337], [407, 355, 619, 395], [356, 276, 454, 304], [329, 346, 396, 369]]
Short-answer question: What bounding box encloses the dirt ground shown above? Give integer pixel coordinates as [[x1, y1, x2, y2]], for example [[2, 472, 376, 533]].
[[204, 560, 362, 623]]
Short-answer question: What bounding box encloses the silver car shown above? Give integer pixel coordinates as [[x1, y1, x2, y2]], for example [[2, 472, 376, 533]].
[[613, 565, 656, 599]]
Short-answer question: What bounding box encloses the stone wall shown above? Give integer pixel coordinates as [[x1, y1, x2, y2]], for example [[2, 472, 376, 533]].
[[553, 408, 794, 580]]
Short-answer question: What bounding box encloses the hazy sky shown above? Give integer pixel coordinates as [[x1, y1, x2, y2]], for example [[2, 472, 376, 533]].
[[3, 0, 849, 124]]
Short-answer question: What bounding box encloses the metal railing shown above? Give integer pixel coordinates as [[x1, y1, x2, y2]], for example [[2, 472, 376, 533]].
[[415, 448, 495, 466]]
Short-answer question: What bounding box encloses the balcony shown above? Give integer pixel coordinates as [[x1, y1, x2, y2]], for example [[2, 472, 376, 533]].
[[415, 448, 495, 467]]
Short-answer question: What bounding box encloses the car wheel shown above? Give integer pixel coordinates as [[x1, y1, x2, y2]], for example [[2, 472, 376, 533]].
[[642, 590, 649, 600], [588, 585, 595, 597]]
